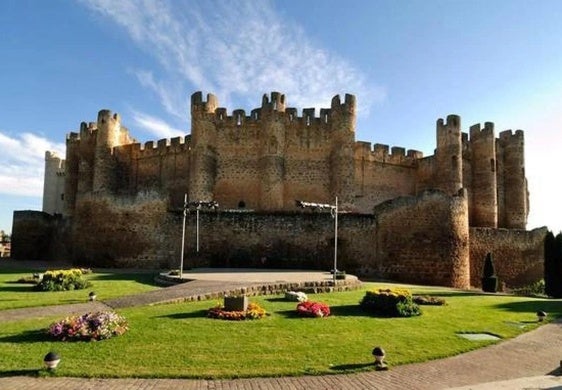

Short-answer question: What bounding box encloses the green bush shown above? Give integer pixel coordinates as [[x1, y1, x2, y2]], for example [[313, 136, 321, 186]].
[[360, 287, 421, 317], [413, 295, 447, 306], [544, 231, 562, 298], [512, 280, 546, 297], [35, 269, 92, 292]]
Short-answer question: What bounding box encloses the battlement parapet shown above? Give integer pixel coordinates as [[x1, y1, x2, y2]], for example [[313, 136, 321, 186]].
[[261, 92, 286, 112], [97, 109, 120, 126], [469, 122, 495, 140], [191, 92, 219, 114], [437, 114, 461, 133], [499, 129, 524, 141], [114, 135, 191, 158], [193, 92, 354, 129], [355, 142, 422, 166]]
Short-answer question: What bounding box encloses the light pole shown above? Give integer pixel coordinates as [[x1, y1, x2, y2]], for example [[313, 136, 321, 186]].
[[180, 197, 218, 279], [296, 197, 339, 284]]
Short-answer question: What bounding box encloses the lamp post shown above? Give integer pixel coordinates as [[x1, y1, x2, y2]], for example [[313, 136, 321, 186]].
[[296, 197, 339, 284], [180, 196, 219, 279]]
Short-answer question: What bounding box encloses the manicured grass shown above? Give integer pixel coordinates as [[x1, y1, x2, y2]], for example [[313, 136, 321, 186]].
[[0, 283, 560, 379], [0, 270, 160, 310]]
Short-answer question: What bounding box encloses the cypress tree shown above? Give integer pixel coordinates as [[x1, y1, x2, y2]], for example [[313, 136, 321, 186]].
[[544, 231, 556, 297]]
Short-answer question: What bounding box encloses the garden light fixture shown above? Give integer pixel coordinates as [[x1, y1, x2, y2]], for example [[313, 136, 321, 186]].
[[43, 351, 61, 370], [372, 346, 388, 370], [537, 310, 547, 322]]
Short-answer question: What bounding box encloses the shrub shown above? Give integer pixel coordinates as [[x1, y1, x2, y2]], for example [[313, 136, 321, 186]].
[[481, 253, 498, 293], [413, 295, 447, 306], [296, 301, 330, 317], [48, 311, 128, 341], [35, 269, 92, 292], [207, 302, 267, 320], [544, 232, 562, 298], [512, 280, 546, 297], [360, 287, 421, 317]]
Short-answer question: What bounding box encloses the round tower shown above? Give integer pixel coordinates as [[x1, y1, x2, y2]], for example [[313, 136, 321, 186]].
[[469, 122, 498, 227], [258, 92, 286, 210], [189, 92, 218, 202], [63, 132, 81, 217], [92, 110, 121, 193], [499, 130, 527, 229], [435, 115, 463, 195], [329, 94, 356, 206]]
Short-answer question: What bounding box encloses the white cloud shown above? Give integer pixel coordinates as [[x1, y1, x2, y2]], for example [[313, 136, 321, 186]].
[[81, 0, 384, 118], [0, 131, 65, 197], [131, 110, 186, 139]]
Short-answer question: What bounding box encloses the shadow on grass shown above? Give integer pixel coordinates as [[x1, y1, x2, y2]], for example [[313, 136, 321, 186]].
[[492, 300, 562, 317], [0, 369, 40, 378], [330, 304, 373, 317], [0, 329, 48, 343], [155, 309, 209, 320], [264, 297, 291, 303], [88, 273, 160, 287], [329, 362, 374, 371], [0, 284, 35, 293]]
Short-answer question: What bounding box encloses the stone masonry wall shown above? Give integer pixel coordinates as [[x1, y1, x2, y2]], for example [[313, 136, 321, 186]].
[[373, 189, 470, 288], [469, 226, 547, 288], [11, 211, 57, 261]]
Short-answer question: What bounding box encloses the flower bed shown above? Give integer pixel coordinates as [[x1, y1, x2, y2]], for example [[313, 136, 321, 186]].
[[360, 287, 421, 317], [48, 311, 128, 341], [296, 301, 330, 317], [35, 268, 92, 292], [284, 291, 308, 302], [207, 302, 267, 320]]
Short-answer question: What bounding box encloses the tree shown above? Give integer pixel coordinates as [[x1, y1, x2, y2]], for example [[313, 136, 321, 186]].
[[544, 231, 562, 298]]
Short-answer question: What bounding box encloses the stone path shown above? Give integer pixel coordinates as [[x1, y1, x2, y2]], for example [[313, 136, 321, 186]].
[[0, 267, 560, 389]]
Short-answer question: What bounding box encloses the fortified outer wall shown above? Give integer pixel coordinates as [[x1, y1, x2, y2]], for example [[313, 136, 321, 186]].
[[373, 189, 470, 288], [11, 211, 57, 261], [469, 227, 547, 288]]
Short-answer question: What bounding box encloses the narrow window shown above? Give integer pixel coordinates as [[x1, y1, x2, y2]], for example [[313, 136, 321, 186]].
[[490, 158, 495, 172], [238, 200, 246, 208], [236, 114, 241, 126]]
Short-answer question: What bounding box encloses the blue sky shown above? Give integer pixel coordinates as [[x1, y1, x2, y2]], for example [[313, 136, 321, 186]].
[[1, 0, 561, 234]]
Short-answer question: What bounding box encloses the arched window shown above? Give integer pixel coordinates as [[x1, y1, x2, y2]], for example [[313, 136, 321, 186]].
[[238, 200, 246, 209]]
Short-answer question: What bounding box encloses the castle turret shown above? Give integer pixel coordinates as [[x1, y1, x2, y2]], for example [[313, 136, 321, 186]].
[[92, 110, 122, 193], [469, 122, 498, 227], [329, 94, 356, 206], [258, 92, 286, 210], [189, 92, 218, 202], [42, 151, 65, 215], [435, 115, 463, 195], [497, 130, 527, 229], [63, 132, 80, 216]]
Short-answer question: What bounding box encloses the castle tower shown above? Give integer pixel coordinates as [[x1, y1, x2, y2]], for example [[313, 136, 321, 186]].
[[435, 115, 463, 195], [189, 92, 218, 202], [92, 110, 122, 193], [258, 92, 286, 210], [63, 132, 80, 216], [42, 151, 65, 215], [329, 94, 356, 205], [497, 130, 527, 229], [469, 122, 498, 227]]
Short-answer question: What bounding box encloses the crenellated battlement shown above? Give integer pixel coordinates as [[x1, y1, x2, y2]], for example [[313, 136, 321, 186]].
[[469, 122, 495, 140], [499, 129, 524, 141], [190, 91, 354, 130], [114, 135, 191, 159], [354, 141, 422, 166]]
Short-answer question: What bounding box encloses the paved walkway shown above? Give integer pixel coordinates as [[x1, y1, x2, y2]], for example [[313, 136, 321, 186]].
[[0, 267, 561, 389]]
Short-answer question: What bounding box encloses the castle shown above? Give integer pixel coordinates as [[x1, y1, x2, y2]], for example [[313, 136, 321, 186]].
[[12, 91, 545, 289]]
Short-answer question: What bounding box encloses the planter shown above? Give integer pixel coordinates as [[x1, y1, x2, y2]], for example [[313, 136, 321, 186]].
[[224, 296, 248, 312], [481, 276, 498, 293]]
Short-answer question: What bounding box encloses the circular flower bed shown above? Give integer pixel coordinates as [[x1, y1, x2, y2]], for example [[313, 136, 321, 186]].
[[296, 301, 330, 317], [48, 311, 128, 341], [208, 302, 267, 320]]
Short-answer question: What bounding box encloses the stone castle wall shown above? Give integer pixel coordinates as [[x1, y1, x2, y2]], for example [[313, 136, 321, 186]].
[[25, 90, 540, 289], [469, 227, 546, 288]]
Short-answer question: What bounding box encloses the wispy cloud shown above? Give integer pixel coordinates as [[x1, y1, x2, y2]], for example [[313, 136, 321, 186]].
[[81, 0, 383, 118], [0, 131, 65, 197], [130, 110, 186, 139]]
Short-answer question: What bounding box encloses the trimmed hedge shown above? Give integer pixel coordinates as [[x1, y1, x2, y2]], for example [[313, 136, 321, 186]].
[[35, 269, 92, 292]]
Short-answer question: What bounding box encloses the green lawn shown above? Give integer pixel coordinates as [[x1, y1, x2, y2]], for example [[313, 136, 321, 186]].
[[0, 283, 559, 379], [0, 270, 160, 310]]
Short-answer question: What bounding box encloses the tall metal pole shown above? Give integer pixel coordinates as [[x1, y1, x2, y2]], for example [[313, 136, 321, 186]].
[[333, 196, 338, 284], [180, 193, 187, 279], [196, 206, 200, 253]]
